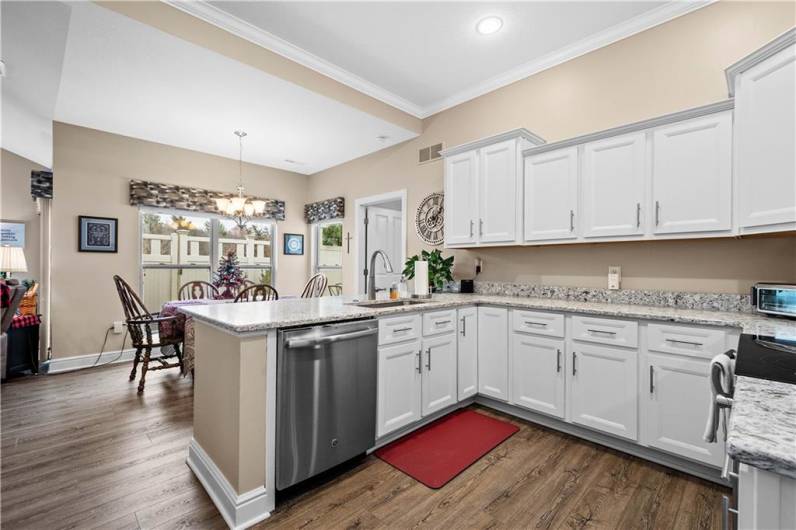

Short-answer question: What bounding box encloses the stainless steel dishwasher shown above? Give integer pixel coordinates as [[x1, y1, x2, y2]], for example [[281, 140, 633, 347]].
[[276, 319, 378, 490]]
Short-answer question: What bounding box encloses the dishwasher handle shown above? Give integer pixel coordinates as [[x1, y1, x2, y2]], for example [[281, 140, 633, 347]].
[[285, 327, 377, 349]]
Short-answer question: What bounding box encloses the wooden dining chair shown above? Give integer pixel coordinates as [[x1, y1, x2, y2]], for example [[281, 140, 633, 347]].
[[113, 275, 183, 393], [178, 281, 219, 301], [326, 284, 343, 296], [301, 273, 328, 298], [234, 284, 279, 302]]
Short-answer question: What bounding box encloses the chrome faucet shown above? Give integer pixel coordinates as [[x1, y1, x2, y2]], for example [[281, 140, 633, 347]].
[[367, 250, 393, 300]]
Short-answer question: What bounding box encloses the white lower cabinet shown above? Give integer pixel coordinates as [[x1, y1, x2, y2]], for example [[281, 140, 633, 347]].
[[377, 339, 422, 438], [510, 333, 565, 419], [421, 333, 458, 416], [569, 341, 638, 441], [737, 463, 796, 530], [477, 306, 509, 401], [643, 352, 724, 467], [457, 307, 478, 400]]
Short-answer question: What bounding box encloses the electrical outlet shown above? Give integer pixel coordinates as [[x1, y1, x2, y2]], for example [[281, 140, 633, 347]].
[[608, 266, 621, 290], [113, 321, 125, 334]]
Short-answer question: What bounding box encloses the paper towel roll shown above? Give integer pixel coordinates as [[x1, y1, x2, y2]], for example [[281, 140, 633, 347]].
[[415, 260, 429, 296]]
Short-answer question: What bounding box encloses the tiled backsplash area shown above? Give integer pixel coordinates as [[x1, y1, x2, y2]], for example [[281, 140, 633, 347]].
[[472, 281, 754, 313]]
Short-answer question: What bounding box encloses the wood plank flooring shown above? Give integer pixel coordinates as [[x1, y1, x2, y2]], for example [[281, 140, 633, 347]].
[[1, 363, 729, 529]]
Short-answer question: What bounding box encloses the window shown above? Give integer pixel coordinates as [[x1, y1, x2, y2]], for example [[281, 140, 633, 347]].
[[140, 210, 275, 308], [314, 221, 343, 293]]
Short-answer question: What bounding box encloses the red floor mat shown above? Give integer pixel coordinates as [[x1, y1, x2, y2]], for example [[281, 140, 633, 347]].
[[375, 409, 519, 489]]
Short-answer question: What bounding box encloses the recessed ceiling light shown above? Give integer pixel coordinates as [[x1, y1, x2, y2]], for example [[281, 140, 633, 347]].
[[376, 135, 390, 143], [476, 16, 503, 36]]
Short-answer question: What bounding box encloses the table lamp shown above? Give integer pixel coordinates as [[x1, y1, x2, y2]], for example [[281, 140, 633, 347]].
[[0, 245, 27, 280]]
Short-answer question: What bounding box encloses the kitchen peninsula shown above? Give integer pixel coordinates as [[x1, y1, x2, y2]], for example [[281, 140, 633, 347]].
[[180, 292, 796, 529]]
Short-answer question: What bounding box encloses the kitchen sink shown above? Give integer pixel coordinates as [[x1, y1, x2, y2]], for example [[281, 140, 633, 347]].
[[349, 299, 431, 309]]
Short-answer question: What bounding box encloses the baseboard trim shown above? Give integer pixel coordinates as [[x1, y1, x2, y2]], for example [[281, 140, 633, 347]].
[[187, 438, 272, 530], [40, 348, 140, 374]]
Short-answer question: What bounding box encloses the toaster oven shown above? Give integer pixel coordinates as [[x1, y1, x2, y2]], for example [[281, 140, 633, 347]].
[[751, 283, 796, 318]]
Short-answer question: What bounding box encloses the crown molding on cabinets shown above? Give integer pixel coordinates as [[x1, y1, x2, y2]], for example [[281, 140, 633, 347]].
[[522, 99, 735, 158], [726, 28, 796, 97], [440, 128, 546, 158]]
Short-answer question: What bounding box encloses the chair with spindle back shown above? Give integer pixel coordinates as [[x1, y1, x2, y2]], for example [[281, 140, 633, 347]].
[[234, 284, 279, 303], [113, 275, 183, 392], [326, 284, 342, 296], [178, 281, 219, 301], [301, 273, 328, 298]]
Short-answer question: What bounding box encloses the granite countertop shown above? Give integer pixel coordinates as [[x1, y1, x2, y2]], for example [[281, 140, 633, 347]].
[[727, 376, 796, 479], [178, 292, 796, 337]]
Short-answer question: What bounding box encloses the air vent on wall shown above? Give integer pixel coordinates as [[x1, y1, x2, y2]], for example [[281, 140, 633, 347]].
[[418, 143, 443, 165]]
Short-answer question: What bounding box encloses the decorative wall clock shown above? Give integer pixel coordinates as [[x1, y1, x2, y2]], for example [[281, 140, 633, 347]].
[[415, 192, 444, 245]]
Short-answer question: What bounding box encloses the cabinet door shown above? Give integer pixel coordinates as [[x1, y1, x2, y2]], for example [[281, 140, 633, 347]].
[[524, 147, 579, 241], [511, 333, 565, 419], [457, 307, 478, 400], [377, 340, 422, 437], [643, 353, 724, 466], [736, 44, 796, 230], [421, 333, 458, 416], [444, 150, 478, 245], [479, 139, 517, 243], [582, 133, 645, 238], [569, 342, 638, 440], [652, 112, 732, 234], [477, 306, 509, 401]]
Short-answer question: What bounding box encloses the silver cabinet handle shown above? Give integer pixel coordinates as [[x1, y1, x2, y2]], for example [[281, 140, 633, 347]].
[[587, 328, 616, 336], [435, 320, 451, 326], [460, 316, 466, 337], [721, 495, 738, 530], [524, 321, 547, 328], [479, 218, 483, 236], [416, 349, 422, 374], [655, 201, 660, 226], [556, 349, 561, 373], [649, 365, 655, 394], [425, 347, 432, 370], [572, 352, 577, 375], [394, 327, 413, 333], [636, 203, 641, 228], [469, 219, 474, 237], [569, 210, 575, 232], [666, 338, 703, 347]]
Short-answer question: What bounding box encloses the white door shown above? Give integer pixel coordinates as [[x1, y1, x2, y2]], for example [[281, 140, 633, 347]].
[[524, 147, 579, 241], [444, 150, 478, 245], [479, 139, 517, 243], [377, 340, 422, 437], [582, 133, 646, 238], [421, 333, 458, 416], [457, 307, 478, 400], [644, 353, 725, 466], [735, 44, 796, 230], [651, 112, 732, 234], [366, 206, 402, 291], [510, 333, 565, 419], [477, 306, 509, 401], [569, 342, 638, 440]]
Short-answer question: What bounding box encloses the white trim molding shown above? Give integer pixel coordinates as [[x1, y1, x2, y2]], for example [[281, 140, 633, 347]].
[[187, 439, 272, 530], [163, 1, 714, 119], [439, 128, 546, 158], [725, 27, 796, 97], [40, 348, 138, 374]]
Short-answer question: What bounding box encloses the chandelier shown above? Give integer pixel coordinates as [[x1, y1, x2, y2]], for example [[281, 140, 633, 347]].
[[214, 130, 266, 222]]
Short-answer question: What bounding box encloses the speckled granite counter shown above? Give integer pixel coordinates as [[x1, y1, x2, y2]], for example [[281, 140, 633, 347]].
[[727, 376, 796, 479]]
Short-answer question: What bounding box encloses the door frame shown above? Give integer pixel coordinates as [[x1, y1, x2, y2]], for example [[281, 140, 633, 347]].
[[353, 190, 407, 294]]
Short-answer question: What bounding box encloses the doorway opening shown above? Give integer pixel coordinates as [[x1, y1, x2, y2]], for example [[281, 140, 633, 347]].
[[354, 190, 407, 295]]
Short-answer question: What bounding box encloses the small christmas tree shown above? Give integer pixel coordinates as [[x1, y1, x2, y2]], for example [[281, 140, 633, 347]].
[[213, 249, 246, 299]]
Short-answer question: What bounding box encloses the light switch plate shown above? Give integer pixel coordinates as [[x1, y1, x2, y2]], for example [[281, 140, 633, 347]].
[[608, 266, 621, 290]]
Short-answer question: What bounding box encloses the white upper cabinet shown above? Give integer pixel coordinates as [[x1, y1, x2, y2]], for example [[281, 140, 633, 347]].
[[479, 139, 518, 243], [444, 150, 478, 245], [523, 147, 579, 242], [651, 111, 732, 235], [581, 133, 646, 238], [730, 31, 796, 232]]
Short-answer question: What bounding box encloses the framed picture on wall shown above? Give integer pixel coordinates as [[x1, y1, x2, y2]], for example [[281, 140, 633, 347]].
[[283, 233, 304, 256], [78, 216, 118, 253]]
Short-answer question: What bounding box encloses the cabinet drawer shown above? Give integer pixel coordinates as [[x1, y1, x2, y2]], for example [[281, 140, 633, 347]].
[[379, 314, 422, 346], [647, 323, 727, 359], [423, 310, 457, 337], [571, 315, 638, 348], [511, 310, 564, 338]]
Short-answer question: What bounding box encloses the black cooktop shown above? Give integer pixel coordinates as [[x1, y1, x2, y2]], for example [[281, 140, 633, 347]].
[[735, 333, 796, 385]]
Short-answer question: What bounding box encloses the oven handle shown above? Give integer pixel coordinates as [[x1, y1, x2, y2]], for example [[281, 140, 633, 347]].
[[286, 328, 377, 348]]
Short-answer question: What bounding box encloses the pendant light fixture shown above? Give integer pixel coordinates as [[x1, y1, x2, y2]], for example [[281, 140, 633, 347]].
[[215, 130, 266, 223]]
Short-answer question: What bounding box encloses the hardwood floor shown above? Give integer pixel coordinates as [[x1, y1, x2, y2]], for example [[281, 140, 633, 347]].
[[1, 363, 729, 529]]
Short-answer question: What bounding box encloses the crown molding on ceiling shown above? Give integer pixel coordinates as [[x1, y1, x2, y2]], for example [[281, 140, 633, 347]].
[[163, 0, 714, 120]]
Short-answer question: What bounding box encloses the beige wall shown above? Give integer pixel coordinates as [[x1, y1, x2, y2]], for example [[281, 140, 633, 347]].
[[1, 149, 46, 283], [308, 1, 796, 295], [51, 123, 309, 358]]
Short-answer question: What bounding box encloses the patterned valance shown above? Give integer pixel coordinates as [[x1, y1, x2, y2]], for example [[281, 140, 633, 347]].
[[129, 179, 285, 221], [31, 171, 53, 199], [304, 197, 344, 224]]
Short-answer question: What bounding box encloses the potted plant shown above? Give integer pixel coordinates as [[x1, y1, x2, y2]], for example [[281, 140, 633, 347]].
[[403, 249, 454, 292]]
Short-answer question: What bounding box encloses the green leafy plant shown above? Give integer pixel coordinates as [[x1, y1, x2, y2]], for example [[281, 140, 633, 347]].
[[403, 249, 454, 291]]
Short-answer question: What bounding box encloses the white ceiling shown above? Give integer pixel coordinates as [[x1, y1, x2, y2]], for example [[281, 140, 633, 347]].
[[2, 2, 416, 173], [191, 1, 710, 117]]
